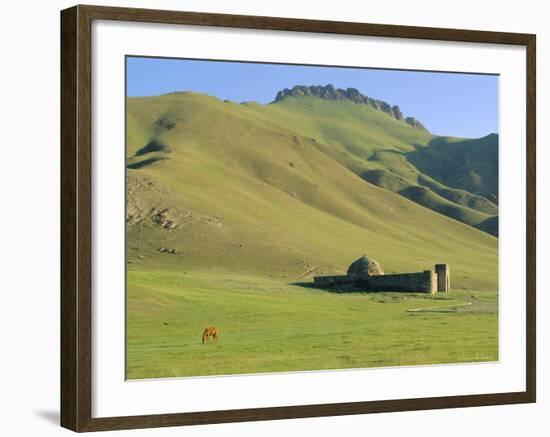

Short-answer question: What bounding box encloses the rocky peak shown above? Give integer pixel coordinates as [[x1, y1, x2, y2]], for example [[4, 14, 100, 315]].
[[273, 84, 428, 131], [404, 117, 426, 130]]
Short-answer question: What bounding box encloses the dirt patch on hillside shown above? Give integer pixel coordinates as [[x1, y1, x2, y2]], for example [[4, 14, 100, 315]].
[[127, 174, 170, 196], [126, 175, 225, 229]]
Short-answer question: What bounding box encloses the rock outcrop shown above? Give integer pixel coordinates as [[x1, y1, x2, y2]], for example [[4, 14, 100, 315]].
[[405, 117, 427, 130], [392, 105, 404, 121], [273, 84, 428, 131]]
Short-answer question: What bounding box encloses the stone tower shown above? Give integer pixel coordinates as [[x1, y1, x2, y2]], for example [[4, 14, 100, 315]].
[[423, 270, 437, 294], [435, 264, 450, 293]]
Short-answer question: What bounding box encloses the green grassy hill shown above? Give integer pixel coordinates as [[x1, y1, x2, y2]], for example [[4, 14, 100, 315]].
[[262, 93, 498, 232], [125, 87, 499, 379], [126, 90, 497, 290]]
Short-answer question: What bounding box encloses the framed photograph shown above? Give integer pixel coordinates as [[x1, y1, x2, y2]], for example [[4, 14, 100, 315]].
[[60, 4, 536, 432]]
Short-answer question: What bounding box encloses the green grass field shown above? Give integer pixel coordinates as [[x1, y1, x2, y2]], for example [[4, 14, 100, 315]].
[[125, 89, 499, 379], [126, 269, 498, 379]]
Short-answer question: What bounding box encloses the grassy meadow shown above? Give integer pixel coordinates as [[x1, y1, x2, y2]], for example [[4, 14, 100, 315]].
[[127, 270, 497, 379], [125, 89, 499, 379]]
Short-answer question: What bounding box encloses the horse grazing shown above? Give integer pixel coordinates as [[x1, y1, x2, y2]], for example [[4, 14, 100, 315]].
[[202, 326, 220, 344]]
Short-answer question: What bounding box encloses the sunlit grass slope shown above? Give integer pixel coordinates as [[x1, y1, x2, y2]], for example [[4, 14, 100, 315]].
[[126, 91, 499, 379], [127, 91, 497, 290], [262, 96, 498, 231]]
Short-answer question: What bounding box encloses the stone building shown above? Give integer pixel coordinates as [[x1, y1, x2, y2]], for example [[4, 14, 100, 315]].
[[313, 256, 450, 294]]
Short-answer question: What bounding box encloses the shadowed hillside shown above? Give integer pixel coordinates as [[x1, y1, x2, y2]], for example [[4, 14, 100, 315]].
[[407, 134, 498, 204]]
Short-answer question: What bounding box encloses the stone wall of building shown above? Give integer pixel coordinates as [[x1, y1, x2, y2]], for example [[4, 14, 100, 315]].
[[357, 270, 436, 293], [313, 270, 437, 293]]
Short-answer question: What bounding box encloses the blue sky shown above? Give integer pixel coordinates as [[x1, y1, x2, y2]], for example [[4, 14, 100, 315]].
[[127, 56, 498, 138]]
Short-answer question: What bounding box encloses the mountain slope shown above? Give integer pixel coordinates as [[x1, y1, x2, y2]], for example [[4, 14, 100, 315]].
[[126, 90, 498, 291], [407, 134, 499, 204], [257, 88, 498, 232]]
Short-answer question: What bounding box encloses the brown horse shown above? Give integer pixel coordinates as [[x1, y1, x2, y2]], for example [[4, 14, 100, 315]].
[[202, 326, 220, 344]]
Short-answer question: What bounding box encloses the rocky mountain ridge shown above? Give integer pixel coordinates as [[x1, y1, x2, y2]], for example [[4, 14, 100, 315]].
[[273, 84, 427, 131]]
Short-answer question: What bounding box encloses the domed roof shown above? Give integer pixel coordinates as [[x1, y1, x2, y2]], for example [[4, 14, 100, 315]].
[[347, 256, 384, 276]]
